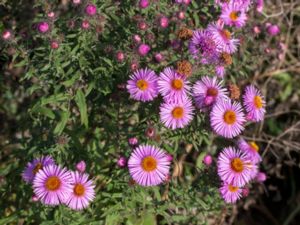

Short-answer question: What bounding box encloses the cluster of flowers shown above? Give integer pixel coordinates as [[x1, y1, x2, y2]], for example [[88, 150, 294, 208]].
[[218, 139, 266, 203], [125, 0, 267, 204], [22, 156, 95, 210]]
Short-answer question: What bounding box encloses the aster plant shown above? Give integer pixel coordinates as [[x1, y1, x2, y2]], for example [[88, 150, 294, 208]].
[[1, 0, 272, 224]]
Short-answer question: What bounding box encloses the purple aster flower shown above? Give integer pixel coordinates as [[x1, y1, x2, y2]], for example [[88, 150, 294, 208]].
[[188, 30, 218, 64], [126, 68, 159, 102], [219, 182, 242, 203], [192, 76, 228, 111], [65, 171, 95, 210], [210, 100, 245, 138], [33, 164, 72, 205], [128, 145, 171, 186], [22, 156, 55, 183], [220, 2, 248, 28], [242, 85, 266, 122], [158, 67, 190, 103], [207, 22, 239, 53], [159, 98, 194, 129], [237, 138, 262, 164], [218, 146, 255, 187]]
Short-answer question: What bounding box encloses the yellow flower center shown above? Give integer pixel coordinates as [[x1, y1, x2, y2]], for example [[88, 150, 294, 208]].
[[172, 107, 184, 119], [136, 79, 148, 91], [249, 141, 259, 152], [231, 158, 244, 173], [74, 183, 85, 196], [45, 176, 61, 191], [172, 79, 183, 90], [33, 163, 43, 174], [228, 184, 239, 192], [229, 11, 239, 21], [221, 29, 231, 40], [223, 110, 236, 125], [207, 87, 218, 97], [141, 156, 157, 172], [254, 96, 263, 108]]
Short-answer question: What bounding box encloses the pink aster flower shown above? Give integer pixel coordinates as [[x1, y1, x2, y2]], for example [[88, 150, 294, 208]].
[[242, 85, 266, 122], [126, 68, 159, 102], [220, 2, 248, 28], [192, 76, 228, 111], [210, 100, 245, 138], [158, 67, 190, 103], [128, 145, 171, 186], [188, 29, 218, 64], [220, 182, 242, 203], [33, 164, 72, 205], [22, 156, 55, 183], [65, 171, 95, 210], [218, 146, 255, 187], [237, 138, 262, 164], [207, 22, 239, 53], [159, 98, 194, 129]]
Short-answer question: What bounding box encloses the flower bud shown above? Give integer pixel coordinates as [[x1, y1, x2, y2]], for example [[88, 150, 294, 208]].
[[203, 154, 213, 166], [76, 161, 86, 173], [37, 22, 49, 33], [117, 156, 127, 167], [85, 4, 97, 16], [138, 43, 150, 56]]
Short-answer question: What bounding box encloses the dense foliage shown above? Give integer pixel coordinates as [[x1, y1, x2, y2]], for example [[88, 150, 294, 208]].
[[1, 0, 299, 224]]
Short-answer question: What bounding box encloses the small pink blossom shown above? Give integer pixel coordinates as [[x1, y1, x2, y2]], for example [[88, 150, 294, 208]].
[[76, 161, 86, 173], [117, 156, 127, 167], [37, 22, 49, 33], [203, 155, 213, 166], [139, 0, 149, 9], [138, 43, 151, 56]]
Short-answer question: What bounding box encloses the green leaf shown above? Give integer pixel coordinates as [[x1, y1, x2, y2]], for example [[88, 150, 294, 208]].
[[31, 106, 55, 119], [75, 90, 88, 128], [142, 213, 156, 225], [54, 111, 70, 135]]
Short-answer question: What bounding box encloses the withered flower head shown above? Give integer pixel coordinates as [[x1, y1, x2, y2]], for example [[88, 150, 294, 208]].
[[220, 52, 233, 66], [177, 27, 193, 40], [228, 83, 240, 100], [176, 60, 192, 77]]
